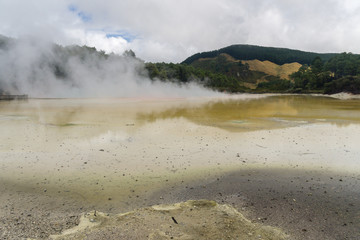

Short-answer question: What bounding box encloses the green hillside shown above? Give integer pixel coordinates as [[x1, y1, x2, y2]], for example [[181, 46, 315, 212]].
[[150, 46, 360, 94], [1, 34, 359, 95], [145, 61, 250, 92], [182, 44, 339, 65], [290, 53, 360, 94], [0, 34, 147, 96]]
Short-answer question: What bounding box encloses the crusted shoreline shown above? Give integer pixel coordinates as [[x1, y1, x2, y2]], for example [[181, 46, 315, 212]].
[[1, 168, 359, 240], [50, 200, 288, 240]]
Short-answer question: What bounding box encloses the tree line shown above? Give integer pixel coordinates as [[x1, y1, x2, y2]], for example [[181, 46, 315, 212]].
[[182, 44, 338, 65], [289, 53, 360, 94], [148, 52, 360, 94], [1, 34, 359, 95]]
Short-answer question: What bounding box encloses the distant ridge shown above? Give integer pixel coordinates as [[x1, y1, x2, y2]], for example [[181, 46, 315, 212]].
[[0, 94, 28, 100], [182, 44, 340, 65]]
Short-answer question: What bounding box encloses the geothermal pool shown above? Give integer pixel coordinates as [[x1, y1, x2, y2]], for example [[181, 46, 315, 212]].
[[0, 94, 360, 239]]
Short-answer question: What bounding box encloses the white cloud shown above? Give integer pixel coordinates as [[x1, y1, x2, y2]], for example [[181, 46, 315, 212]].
[[64, 29, 129, 54], [1, 0, 360, 62]]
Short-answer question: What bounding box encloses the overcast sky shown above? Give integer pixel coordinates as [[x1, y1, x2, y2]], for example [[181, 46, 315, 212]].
[[1, 0, 360, 63]]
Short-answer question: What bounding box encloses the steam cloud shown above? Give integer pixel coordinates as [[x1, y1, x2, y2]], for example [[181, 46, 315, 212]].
[[0, 35, 220, 98]]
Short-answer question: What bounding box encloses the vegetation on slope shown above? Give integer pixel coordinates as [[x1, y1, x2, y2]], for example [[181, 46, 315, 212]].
[[149, 51, 360, 94], [0, 34, 146, 96], [242, 60, 301, 80], [146, 52, 300, 93], [290, 53, 360, 94], [179, 44, 360, 94], [183, 44, 338, 65], [145, 61, 249, 92], [1, 34, 359, 95]]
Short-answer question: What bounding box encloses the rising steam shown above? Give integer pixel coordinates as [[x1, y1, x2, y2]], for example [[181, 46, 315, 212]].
[[0, 35, 220, 98]]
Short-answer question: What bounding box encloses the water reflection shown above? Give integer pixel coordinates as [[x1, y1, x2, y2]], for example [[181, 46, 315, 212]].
[[0, 96, 356, 127], [137, 95, 360, 131], [1, 94, 360, 239], [1, 95, 360, 134]]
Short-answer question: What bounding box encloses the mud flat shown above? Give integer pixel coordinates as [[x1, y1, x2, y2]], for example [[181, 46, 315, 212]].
[[50, 200, 288, 240], [148, 168, 360, 240], [0, 95, 360, 239]]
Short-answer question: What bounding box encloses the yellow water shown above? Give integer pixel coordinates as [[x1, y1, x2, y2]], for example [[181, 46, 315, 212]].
[[1, 94, 360, 208]]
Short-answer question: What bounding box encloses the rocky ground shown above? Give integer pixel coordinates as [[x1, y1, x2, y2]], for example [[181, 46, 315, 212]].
[[1, 97, 360, 239], [147, 168, 360, 240], [1, 168, 359, 240], [51, 200, 288, 240]]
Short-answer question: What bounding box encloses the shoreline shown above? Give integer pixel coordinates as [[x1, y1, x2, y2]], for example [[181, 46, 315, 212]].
[[1, 96, 360, 239], [3, 91, 359, 101]]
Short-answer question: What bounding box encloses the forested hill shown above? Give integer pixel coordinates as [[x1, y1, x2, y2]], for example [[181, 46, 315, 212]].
[[150, 45, 360, 94], [182, 45, 339, 65], [1, 34, 360, 96], [0, 34, 146, 97]]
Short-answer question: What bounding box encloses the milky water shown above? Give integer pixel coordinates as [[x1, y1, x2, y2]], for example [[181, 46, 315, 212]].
[[0, 94, 360, 209]]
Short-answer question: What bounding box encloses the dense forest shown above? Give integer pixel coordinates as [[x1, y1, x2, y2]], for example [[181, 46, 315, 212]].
[[145, 55, 259, 93], [1, 34, 360, 95], [290, 53, 360, 94], [182, 44, 338, 65], [147, 50, 360, 94], [0, 35, 146, 96], [149, 45, 360, 94]]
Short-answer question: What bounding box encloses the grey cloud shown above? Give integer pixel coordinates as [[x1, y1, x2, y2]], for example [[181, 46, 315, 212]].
[[1, 0, 360, 63]]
